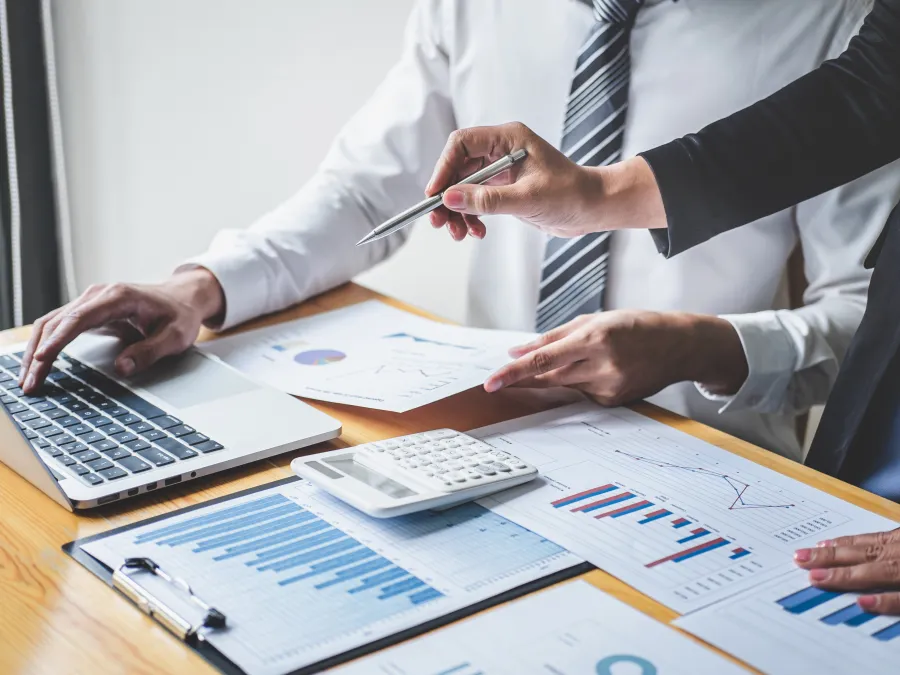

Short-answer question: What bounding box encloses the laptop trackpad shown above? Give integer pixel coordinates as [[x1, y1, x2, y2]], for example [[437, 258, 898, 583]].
[[127, 351, 256, 410]]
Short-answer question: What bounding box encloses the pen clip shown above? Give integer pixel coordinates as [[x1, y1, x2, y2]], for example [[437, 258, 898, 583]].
[[112, 557, 227, 643]]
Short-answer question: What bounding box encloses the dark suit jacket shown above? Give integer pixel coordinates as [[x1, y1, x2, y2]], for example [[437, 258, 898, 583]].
[[637, 0, 900, 486]]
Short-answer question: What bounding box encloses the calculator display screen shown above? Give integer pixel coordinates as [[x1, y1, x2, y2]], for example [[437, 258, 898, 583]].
[[324, 457, 418, 499]]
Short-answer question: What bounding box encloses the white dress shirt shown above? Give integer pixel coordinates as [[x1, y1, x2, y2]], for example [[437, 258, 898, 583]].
[[187, 0, 900, 461]]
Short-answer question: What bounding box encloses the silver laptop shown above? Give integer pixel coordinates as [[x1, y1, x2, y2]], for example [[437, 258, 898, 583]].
[[0, 331, 341, 509]]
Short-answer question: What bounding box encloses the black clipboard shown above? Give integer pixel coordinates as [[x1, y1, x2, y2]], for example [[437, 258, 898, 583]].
[[64, 476, 594, 675]]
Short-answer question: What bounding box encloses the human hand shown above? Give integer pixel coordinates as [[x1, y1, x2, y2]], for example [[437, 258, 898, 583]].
[[483, 311, 748, 406], [19, 268, 225, 393], [425, 122, 665, 241], [794, 530, 900, 615]]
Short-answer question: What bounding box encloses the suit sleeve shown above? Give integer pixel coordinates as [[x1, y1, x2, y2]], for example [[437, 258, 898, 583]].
[[639, 0, 900, 257]]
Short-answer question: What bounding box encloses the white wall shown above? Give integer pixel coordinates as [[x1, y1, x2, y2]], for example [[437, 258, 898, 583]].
[[52, 0, 474, 323]]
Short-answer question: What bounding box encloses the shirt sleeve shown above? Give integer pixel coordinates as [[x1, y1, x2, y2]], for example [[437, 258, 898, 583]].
[[181, 0, 455, 329], [695, 158, 900, 415], [640, 0, 900, 257]]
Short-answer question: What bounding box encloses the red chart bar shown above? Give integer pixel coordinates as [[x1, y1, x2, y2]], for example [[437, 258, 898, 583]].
[[571, 492, 634, 513], [551, 484, 617, 508], [645, 537, 729, 569], [594, 499, 653, 519]]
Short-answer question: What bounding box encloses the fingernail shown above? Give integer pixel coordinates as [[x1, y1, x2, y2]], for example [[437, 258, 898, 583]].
[[817, 540, 834, 548], [858, 595, 878, 610], [809, 569, 830, 582], [793, 549, 812, 563], [117, 357, 135, 376], [443, 189, 466, 209], [484, 379, 502, 393]]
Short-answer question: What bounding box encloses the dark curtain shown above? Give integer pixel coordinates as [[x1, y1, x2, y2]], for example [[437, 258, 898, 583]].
[[0, 0, 62, 328]]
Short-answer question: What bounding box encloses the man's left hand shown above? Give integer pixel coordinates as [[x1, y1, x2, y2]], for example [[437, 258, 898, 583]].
[[484, 310, 748, 406], [795, 530, 900, 615]]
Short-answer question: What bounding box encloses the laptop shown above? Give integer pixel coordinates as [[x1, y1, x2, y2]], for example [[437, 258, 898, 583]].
[[0, 331, 341, 510]]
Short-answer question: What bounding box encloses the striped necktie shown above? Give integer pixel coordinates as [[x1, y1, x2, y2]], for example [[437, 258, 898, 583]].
[[535, 0, 643, 333]]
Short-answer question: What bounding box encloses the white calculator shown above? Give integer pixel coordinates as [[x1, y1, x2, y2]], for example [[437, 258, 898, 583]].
[[291, 429, 538, 518]]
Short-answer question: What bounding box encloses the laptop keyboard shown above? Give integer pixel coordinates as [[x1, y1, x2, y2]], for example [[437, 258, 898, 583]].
[[0, 351, 223, 487]]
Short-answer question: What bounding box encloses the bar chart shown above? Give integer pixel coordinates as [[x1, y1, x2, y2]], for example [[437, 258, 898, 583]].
[[676, 571, 900, 675], [86, 481, 579, 675]]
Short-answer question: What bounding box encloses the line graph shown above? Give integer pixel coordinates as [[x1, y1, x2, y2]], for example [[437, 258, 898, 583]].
[[614, 449, 796, 511]]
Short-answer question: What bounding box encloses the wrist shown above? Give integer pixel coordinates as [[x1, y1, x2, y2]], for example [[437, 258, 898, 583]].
[[167, 268, 226, 324], [583, 156, 667, 232], [681, 314, 748, 396]]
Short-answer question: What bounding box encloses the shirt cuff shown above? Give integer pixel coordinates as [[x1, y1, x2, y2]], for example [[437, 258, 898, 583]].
[[177, 247, 269, 331], [694, 311, 797, 414]]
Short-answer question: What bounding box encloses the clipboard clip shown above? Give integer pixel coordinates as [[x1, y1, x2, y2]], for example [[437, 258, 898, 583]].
[[112, 557, 227, 643]]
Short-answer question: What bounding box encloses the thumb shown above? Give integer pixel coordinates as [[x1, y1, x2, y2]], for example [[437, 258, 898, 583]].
[[115, 323, 193, 376], [443, 184, 525, 216]]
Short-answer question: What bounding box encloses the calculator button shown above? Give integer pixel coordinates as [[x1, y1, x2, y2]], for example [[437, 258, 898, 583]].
[[466, 472, 482, 480], [492, 452, 511, 460], [513, 462, 528, 469], [425, 429, 457, 440], [492, 462, 512, 472], [475, 465, 497, 476]]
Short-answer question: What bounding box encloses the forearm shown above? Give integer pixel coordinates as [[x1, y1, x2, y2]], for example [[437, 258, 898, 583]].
[[638, 0, 900, 256], [670, 314, 748, 396]]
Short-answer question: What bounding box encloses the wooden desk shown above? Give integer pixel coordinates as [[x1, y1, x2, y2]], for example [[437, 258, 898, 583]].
[[2, 283, 899, 675]]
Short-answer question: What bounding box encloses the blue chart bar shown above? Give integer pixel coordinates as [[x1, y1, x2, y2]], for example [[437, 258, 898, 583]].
[[258, 539, 360, 573], [729, 548, 750, 560], [671, 518, 691, 529], [551, 484, 617, 508], [135, 494, 290, 542], [821, 603, 877, 626], [874, 621, 900, 642], [348, 567, 410, 594], [411, 587, 444, 605], [677, 529, 710, 544], [159, 503, 301, 546], [638, 509, 671, 524], [195, 511, 316, 552], [379, 577, 427, 600], [310, 558, 393, 589], [250, 529, 344, 564], [777, 586, 843, 614], [214, 520, 330, 560]]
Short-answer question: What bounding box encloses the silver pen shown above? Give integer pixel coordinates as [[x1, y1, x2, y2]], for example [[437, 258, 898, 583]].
[[356, 149, 528, 246]]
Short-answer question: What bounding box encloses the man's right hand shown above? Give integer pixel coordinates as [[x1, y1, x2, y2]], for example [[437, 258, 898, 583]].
[[19, 268, 225, 394]]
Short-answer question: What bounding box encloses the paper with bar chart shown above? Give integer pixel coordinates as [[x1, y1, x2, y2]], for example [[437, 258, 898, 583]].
[[81, 479, 579, 675], [473, 402, 896, 613], [199, 301, 532, 412], [333, 580, 747, 675], [676, 568, 900, 674]]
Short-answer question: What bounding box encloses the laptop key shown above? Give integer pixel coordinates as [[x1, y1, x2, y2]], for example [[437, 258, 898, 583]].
[[90, 416, 114, 428], [52, 434, 77, 447], [82, 473, 104, 485], [106, 406, 130, 417], [63, 442, 88, 455], [195, 440, 224, 454], [154, 416, 182, 430], [42, 428, 65, 439], [71, 449, 101, 463], [72, 464, 91, 476], [103, 447, 131, 461], [6, 402, 27, 414], [55, 455, 76, 466], [129, 422, 153, 434], [104, 424, 125, 435], [85, 457, 114, 472], [75, 409, 100, 420], [22, 428, 38, 439], [32, 437, 50, 448], [91, 440, 118, 452], [81, 431, 104, 444], [14, 411, 39, 422], [117, 455, 150, 473], [42, 446, 63, 457], [181, 433, 209, 446], [69, 424, 93, 436], [0, 371, 11, 382], [168, 424, 195, 437], [78, 368, 167, 419], [111, 432, 137, 444], [119, 414, 140, 426], [32, 401, 57, 412], [0, 355, 18, 369], [56, 416, 81, 428], [26, 417, 51, 429], [140, 429, 166, 441], [124, 439, 151, 453], [98, 466, 128, 481], [1, 395, 16, 405], [136, 447, 174, 466], [156, 437, 197, 460], [5, 386, 23, 397], [45, 409, 69, 420]]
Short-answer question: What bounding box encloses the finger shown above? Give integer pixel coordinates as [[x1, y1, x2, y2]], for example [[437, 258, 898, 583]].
[[430, 206, 452, 229], [115, 322, 195, 377], [443, 183, 529, 217], [824, 529, 900, 550], [809, 560, 900, 591], [427, 126, 517, 195], [446, 213, 469, 241], [794, 543, 900, 569], [508, 319, 588, 358], [858, 592, 900, 616], [484, 336, 585, 393], [20, 308, 61, 387], [463, 214, 486, 239], [505, 361, 593, 390]]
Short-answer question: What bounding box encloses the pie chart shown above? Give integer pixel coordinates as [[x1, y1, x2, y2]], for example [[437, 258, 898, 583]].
[[293, 349, 347, 366]]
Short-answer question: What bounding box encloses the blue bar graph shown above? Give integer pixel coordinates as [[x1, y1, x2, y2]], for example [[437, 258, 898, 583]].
[[874, 621, 900, 642], [378, 577, 427, 599], [777, 587, 843, 614], [821, 603, 877, 626], [676, 528, 709, 544]]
